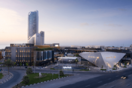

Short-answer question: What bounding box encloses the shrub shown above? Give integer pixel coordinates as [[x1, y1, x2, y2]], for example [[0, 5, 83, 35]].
[[59, 70, 64, 76], [100, 69, 106, 71], [112, 68, 116, 70], [12, 83, 25, 88], [26, 68, 33, 74], [22, 76, 29, 84]]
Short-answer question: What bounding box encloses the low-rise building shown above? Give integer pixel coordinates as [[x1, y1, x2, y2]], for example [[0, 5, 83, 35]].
[[5, 43, 34, 66]]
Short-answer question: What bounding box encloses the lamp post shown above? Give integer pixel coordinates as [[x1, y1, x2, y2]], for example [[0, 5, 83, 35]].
[[34, 51, 36, 73]]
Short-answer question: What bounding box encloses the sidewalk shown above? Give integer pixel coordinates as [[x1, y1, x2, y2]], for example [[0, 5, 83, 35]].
[[0, 71, 13, 84]]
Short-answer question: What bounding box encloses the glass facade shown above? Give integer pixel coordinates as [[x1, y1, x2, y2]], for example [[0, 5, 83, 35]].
[[5, 44, 34, 66], [28, 11, 38, 40], [36, 50, 52, 61]]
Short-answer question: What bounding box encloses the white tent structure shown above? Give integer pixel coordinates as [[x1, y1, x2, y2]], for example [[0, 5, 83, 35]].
[[79, 52, 126, 69]]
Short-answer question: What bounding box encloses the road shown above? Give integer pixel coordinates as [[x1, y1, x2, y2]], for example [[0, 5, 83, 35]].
[[98, 74, 132, 88], [0, 68, 26, 88], [1, 67, 132, 88], [60, 68, 132, 88]]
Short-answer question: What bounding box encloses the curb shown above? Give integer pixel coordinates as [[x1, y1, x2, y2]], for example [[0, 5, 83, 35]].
[[23, 75, 71, 88], [0, 71, 14, 84]]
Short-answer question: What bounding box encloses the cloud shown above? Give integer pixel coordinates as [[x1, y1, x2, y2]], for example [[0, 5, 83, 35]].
[[0, 8, 23, 26], [0, 8, 25, 43], [80, 23, 89, 26]]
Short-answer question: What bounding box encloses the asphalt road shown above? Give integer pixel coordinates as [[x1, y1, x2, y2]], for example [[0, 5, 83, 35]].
[[60, 68, 132, 88], [1, 67, 132, 88], [0, 69, 26, 88]]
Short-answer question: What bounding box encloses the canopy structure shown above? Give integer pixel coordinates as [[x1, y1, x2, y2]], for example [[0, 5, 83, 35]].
[[79, 52, 126, 69]]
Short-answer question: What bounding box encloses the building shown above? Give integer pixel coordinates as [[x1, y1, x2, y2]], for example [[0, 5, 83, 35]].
[[79, 52, 126, 70], [28, 10, 44, 45], [28, 10, 38, 40], [28, 31, 44, 45], [0, 51, 2, 60], [5, 44, 34, 66], [34, 50, 54, 66], [34, 46, 54, 66], [57, 57, 80, 64]]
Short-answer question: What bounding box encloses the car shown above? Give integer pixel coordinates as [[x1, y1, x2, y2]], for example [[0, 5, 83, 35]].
[[121, 76, 128, 79]]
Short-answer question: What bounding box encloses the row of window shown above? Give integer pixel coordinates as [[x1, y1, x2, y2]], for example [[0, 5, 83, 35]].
[[16, 55, 31, 57], [16, 49, 33, 52], [11, 45, 32, 47]]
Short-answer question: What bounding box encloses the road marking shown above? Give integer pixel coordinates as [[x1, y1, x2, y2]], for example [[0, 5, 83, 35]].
[[98, 81, 102, 83], [85, 85, 90, 87]]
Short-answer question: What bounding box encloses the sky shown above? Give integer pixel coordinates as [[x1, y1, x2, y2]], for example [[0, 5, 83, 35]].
[[0, 0, 132, 49]]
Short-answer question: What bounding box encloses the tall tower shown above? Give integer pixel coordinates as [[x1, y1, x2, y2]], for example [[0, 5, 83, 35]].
[[28, 10, 38, 40]]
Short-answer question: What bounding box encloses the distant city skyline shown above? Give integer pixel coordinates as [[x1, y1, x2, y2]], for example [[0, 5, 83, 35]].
[[0, 0, 132, 49]]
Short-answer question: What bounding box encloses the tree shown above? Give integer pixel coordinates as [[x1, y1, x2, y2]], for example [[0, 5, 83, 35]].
[[114, 65, 117, 70], [75, 54, 79, 57], [14, 62, 16, 66], [22, 76, 29, 84], [20, 62, 22, 68], [75, 58, 78, 66], [124, 62, 127, 68], [26, 68, 32, 74], [59, 70, 64, 76], [4, 59, 13, 75], [26, 63, 28, 67]]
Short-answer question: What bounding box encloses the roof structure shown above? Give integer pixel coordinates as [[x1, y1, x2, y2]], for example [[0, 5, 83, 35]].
[[79, 52, 126, 69]]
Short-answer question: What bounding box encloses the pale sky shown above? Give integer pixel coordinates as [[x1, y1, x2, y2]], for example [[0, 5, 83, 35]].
[[0, 0, 132, 49]]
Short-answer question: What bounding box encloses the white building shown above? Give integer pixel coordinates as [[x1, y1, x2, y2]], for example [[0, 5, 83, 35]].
[[28, 31, 44, 45], [27, 10, 44, 45], [79, 52, 126, 69]]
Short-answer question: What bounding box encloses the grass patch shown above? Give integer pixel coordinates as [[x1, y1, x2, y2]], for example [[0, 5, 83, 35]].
[[0, 73, 3, 79], [22, 73, 67, 85], [80, 69, 89, 71], [100, 69, 106, 71], [112, 68, 117, 70], [50, 68, 55, 70]]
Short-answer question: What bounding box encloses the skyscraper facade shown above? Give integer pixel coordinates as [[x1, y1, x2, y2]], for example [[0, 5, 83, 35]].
[[28, 10, 38, 40]]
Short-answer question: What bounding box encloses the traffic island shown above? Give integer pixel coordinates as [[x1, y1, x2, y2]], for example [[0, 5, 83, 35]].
[[12, 73, 72, 88], [0, 73, 3, 79]]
